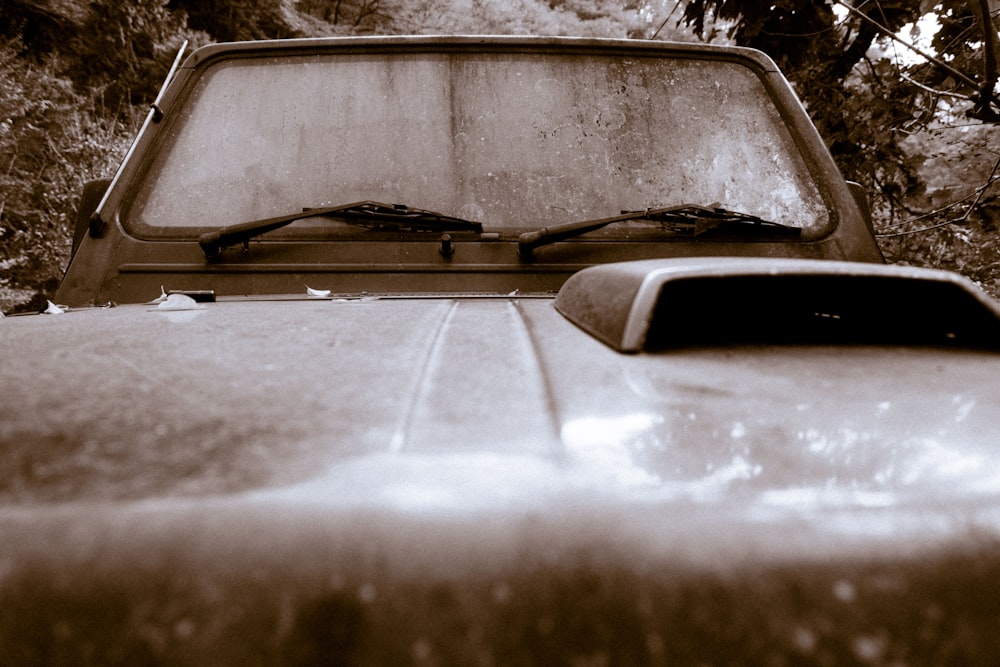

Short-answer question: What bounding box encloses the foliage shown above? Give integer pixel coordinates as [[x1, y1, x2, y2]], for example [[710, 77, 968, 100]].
[[866, 7, 1000, 296], [61, 0, 205, 110], [167, 0, 351, 41], [297, 0, 388, 30], [877, 117, 1000, 294], [390, 0, 650, 36]]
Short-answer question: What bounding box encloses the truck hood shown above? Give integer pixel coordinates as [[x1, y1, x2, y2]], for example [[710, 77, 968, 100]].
[[3, 297, 1000, 661], [5, 296, 999, 510]]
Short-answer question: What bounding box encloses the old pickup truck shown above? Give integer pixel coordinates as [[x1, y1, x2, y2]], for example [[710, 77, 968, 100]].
[[3, 36, 1000, 664]]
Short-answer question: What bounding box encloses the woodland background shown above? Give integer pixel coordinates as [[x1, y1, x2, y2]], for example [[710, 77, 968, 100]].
[[1, 0, 999, 311]]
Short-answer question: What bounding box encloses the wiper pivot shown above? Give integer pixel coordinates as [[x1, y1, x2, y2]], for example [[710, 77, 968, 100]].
[[517, 204, 800, 257], [200, 200, 482, 258]]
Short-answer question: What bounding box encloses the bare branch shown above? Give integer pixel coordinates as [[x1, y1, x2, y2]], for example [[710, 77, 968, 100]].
[[877, 156, 1000, 236]]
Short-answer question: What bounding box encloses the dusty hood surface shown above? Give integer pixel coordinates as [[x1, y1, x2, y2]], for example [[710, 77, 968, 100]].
[[3, 297, 1000, 663]]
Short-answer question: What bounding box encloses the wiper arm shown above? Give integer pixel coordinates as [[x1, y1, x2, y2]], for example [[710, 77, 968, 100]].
[[199, 200, 483, 258], [517, 204, 800, 257]]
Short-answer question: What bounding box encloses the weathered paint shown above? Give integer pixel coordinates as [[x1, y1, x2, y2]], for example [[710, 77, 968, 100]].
[[4, 298, 998, 509], [3, 298, 1000, 662]]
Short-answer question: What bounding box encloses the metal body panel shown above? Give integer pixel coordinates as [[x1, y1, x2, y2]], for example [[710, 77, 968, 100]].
[[4, 298, 999, 510], [3, 298, 1000, 660]]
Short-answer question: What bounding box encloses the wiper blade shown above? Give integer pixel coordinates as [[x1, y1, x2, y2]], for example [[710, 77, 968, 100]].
[[199, 200, 483, 258], [517, 204, 800, 257]]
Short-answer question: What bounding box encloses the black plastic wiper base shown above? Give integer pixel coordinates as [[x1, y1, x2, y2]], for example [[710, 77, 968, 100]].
[[199, 200, 483, 258], [517, 204, 800, 257]]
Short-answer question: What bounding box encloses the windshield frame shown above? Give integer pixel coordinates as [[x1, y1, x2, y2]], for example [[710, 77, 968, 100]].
[[107, 37, 845, 245]]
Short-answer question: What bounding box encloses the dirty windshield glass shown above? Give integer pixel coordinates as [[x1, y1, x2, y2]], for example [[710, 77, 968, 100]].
[[128, 52, 829, 236]]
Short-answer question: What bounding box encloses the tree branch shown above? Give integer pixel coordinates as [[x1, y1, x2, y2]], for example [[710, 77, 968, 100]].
[[833, 0, 990, 96], [968, 0, 1000, 120]]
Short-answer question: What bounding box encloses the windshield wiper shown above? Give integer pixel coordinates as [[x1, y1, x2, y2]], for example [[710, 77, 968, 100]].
[[199, 200, 483, 258], [517, 204, 801, 257]]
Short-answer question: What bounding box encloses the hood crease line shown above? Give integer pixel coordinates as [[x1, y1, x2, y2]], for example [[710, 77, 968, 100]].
[[510, 300, 565, 455], [389, 300, 459, 453]]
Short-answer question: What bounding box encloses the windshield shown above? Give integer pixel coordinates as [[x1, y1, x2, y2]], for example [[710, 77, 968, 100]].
[[128, 51, 830, 236]]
